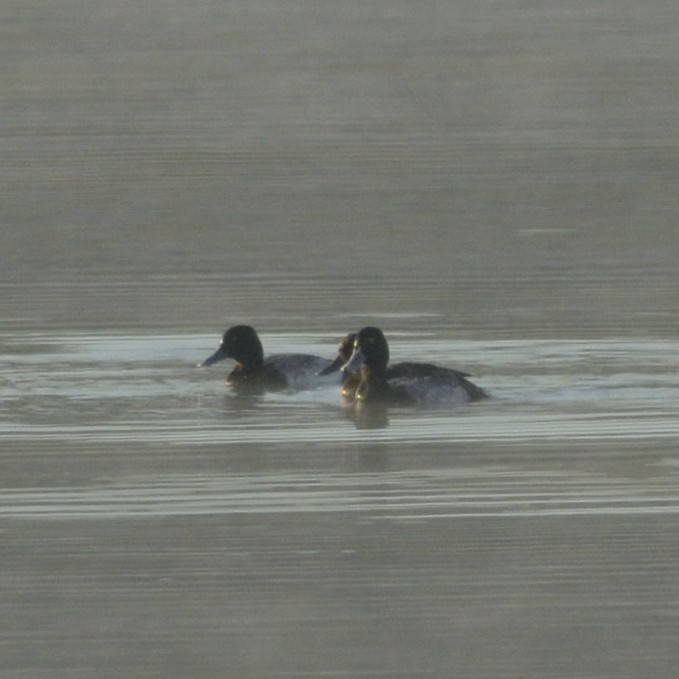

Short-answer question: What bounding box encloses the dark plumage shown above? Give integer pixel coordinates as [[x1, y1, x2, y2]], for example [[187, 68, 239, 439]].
[[199, 325, 340, 391], [338, 326, 488, 406]]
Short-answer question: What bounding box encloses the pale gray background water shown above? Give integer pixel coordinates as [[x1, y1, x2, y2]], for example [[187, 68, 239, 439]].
[[2, 1, 679, 677]]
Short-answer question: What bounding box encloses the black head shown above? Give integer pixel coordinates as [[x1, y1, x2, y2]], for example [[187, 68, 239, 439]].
[[342, 326, 390, 374], [198, 325, 265, 370]]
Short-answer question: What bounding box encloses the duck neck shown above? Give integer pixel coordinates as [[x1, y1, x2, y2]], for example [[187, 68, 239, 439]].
[[236, 344, 264, 373], [365, 362, 388, 382], [357, 364, 390, 401]]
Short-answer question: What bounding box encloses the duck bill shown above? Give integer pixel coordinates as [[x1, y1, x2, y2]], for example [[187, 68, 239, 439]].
[[341, 347, 366, 374], [198, 345, 228, 368], [318, 353, 345, 376]]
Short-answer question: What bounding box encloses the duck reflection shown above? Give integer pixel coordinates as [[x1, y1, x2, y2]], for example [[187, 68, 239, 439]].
[[344, 401, 390, 430]]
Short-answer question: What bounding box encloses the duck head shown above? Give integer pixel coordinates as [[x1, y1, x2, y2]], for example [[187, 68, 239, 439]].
[[341, 326, 390, 375], [198, 325, 265, 371]]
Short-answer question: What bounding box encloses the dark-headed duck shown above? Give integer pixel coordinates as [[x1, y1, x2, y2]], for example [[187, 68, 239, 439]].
[[199, 325, 341, 391], [338, 326, 488, 406]]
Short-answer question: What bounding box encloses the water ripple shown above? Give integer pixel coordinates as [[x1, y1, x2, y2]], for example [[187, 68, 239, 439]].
[[2, 469, 678, 519]]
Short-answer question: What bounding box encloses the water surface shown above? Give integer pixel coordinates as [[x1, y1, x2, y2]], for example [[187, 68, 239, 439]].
[[2, 1, 679, 677]]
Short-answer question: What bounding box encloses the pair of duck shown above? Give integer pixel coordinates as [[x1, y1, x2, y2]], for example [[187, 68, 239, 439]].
[[199, 325, 487, 406]]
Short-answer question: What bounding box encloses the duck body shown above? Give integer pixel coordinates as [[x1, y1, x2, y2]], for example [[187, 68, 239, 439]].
[[385, 362, 488, 404], [337, 327, 488, 406], [199, 325, 340, 391]]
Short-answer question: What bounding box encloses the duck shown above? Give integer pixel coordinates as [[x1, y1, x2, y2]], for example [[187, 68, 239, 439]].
[[198, 325, 341, 391], [320, 331, 486, 403], [337, 326, 488, 406]]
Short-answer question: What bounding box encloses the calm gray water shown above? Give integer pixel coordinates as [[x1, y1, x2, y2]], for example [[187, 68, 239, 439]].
[[2, 1, 679, 678]]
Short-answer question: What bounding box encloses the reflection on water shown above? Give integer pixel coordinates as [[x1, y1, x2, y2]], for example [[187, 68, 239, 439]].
[[3, 334, 679, 672], [3, 0, 679, 675], [3, 331, 679, 490], [2, 332, 677, 678], [3, 333, 679, 440], [346, 403, 391, 431]]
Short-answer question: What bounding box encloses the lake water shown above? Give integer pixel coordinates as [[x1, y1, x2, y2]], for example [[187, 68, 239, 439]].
[[2, 1, 679, 678]]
